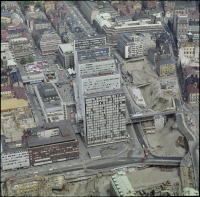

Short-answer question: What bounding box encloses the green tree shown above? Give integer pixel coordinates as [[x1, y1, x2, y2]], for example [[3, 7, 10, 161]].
[[1, 22, 5, 26], [28, 56, 34, 63], [20, 57, 27, 64]]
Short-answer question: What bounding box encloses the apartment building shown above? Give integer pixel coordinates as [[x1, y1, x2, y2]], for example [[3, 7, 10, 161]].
[[77, 1, 99, 24], [44, 1, 55, 14], [1, 12, 12, 24], [27, 120, 79, 166], [1, 86, 15, 99], [36, 33, 62, 56], [178, 42, 198, 58], [58, 43, 74, 69], [57, 20, 69, 36], [10, 37, 32, 59], [188, 21, 199, 35], [33, 18, 51, 30], [164, 6, 174, 18], [164, 0, 175, 8], [156, 54, 175, 77], [186, 84, 199, 103], [176, 14, 189, 37]]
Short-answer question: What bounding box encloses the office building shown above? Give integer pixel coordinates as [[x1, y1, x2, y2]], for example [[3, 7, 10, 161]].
[[27, 120, 79, 166], [118, 33, 156, 58], [36, 83, 62, 113], [100, 18, 163, 44], [83, 88, 126, 145], [74, 35, 106, 49], [58, 43, 74, 69], [110, 171, 136, 196]]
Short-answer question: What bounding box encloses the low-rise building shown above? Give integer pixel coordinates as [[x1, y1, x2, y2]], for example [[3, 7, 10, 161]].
[[58, 43, 74, 69], [27, 120, 79, 166], [110, 171, 136, 196], [36, 83, 62, 113], [164, 6, 174, 18], [33, 18, 51, 31]]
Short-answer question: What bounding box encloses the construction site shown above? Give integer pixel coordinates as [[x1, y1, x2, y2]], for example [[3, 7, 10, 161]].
[[144, 116, 188, 156], [2, 162, 198, 197], [122, 57, 180, 111]]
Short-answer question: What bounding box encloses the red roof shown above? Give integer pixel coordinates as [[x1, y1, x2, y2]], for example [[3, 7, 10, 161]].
[[1, 86, 13, 92], [53, 18, 61, 26], [187, 84, 199, 94], [141, 10, 145, 14], [120, 9, 128, 15], [21, 32, 32, 41], [164, 6, 174, 11], [1, 31, 7, 42], [147, 1, 157, 8]]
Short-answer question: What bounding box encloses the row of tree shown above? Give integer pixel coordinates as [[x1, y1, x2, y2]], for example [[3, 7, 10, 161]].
[[17, 1, 44, 10], [20, 56, 34, 64]]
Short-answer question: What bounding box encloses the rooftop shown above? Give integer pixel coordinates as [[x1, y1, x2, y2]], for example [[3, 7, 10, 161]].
[[187, 84, 199, 94], [27, 120, 77, 147], [84, 88, 125, 98], [58, 43, 73, 53], [78, 55, 113, 65], [81, 70, 118, 79], [110, 171, 136, 196]]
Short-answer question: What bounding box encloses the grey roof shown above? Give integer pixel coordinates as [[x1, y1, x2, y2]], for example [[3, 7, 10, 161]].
[[27, 120, 77, 148], [43, 100, 61, 109], [1, 12, 12, 18], [81, 70, 119, 79], [115, 16, 132, 23], [1, 77, 8, 84], [34, 18, 50, 24], [37, 83, 59, 100], [84, 88, 125, 98], [133, 13, 150, 20], [189, 21, 199, 26], [10, 68, 22, 85], [158, 56, 175, 65]]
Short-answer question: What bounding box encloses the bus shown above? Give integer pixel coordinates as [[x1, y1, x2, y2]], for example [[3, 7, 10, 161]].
[[144, 149, 148, 157]]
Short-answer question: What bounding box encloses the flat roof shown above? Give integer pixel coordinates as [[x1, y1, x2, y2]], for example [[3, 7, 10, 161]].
[[1, 98, 28, 112], [84, 88, 125, 99], [43, 100, 61, 109], [58, 43, 73, 53], [27, 120, 77, 147], [78, 56, 113, 65], [81, 70, 119, 79]]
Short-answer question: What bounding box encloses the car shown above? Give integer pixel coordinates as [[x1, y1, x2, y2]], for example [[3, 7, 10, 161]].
[[68, 165, 72, 167], [138, 139, 141, 141]]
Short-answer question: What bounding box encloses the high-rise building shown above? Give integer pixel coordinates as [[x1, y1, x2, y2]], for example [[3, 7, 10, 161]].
[[74, 36, 127, 146]]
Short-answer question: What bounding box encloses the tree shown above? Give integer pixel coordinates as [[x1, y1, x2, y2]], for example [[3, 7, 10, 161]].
[[1, 22, 5, 26], [28, 56, 34, 63], [20, 57, 27, 64]]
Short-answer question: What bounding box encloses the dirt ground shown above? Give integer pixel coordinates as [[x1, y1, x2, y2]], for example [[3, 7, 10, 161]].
[[122, 57, 179, 111], [146, 118, 187, 156]]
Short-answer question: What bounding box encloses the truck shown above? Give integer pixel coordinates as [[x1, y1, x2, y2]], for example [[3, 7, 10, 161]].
[[144, 148, 148, 157]]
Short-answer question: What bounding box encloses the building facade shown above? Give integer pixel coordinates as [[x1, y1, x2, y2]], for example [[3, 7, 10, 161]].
[[83, 89, 126, 145], [176, 14, 189, 37], [156, 54, 175, 76], [27, 120, 79, 166], [10, 37, 32, 59], [1, 149, 30, 171], [186, 84, 199, 103]]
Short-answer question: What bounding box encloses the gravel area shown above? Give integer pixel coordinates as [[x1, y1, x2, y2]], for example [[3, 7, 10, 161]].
[[146, 118, 186, 156]]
